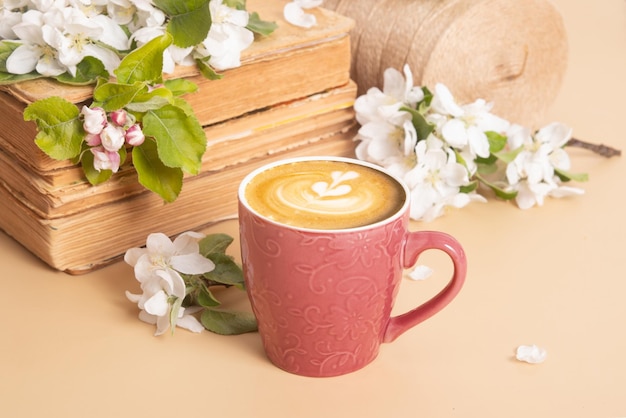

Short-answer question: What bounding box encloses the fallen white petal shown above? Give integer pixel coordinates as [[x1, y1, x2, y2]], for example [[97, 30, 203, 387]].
[[516, 344, 547, 364], [408, 265, 433, 281], [284, 2, 317, 28]]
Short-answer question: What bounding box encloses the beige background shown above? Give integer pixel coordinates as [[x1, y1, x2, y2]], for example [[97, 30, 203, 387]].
[[1, 1, 625, 417]]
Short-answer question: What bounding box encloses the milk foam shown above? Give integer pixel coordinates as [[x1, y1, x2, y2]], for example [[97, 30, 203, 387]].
[[245, 160, 405, 229]]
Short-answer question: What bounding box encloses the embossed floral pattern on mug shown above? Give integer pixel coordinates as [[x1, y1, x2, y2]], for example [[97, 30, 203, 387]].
[[240, 208, 406, 375]]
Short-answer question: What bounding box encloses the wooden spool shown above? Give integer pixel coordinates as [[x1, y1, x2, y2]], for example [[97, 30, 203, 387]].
[[323, 0, 568, 127]]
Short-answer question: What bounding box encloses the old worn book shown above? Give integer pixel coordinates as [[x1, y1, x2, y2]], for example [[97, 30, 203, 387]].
[[0, 127, 357, 274]]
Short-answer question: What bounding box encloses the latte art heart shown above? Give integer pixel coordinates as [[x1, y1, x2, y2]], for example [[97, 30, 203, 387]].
[[244, 160, 405, 230]]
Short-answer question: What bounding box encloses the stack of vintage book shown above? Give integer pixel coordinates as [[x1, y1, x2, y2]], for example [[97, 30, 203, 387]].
[[0, 0, 357, 273]]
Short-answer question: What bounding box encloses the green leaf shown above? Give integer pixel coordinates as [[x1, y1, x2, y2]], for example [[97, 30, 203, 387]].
[[0, 41, 42, 83], [132, 139, 183, 202], [485, 131, 507, 153], [115, 33, 172, 84], [0, 41, 44, 84], [154, 0, 211, 48], [23, 97, 84, 160], [554, 168, 589, 183], [476, 161, 499, 176], [55, 56, 109, 85], [94, 81, 147, 111], [494, 146, 524, 164], [401, 105, 434, 141], [164, 78, 198, 96], [125, 95, 171, 113], [419, 86, 433, 108], [247, 12, 278, 36], [459, 181, 478, 194], [0, 71, 40, 85], [200, 309, 258, 335], [170, 296, 184, 335], [199, 233, 234, 256], [124, 86, 173, 113], [142, 104, 207, 174], [203, 253, 245, 288], [0, 40, 20, 71], [197, 286, 221, 307], [475, 154, 497, 166], [195, 58, 223, 80], [476, 173, 517, 200], [169, 96, 197, 116]]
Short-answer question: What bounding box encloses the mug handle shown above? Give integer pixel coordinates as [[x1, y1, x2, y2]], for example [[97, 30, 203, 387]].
[[383, 231, 467, 343]]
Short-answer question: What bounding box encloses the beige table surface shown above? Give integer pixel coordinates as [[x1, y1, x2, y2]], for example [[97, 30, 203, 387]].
[[2, 1, 625, 417]]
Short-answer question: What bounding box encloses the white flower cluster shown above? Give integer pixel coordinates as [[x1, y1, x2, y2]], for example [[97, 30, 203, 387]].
[[0, 0, 253, 77], [125, 232, 215, 336], [354, 65, 584, 221]]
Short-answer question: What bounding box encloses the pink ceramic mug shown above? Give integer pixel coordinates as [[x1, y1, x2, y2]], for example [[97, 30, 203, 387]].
[[238, 156, 467, 377]]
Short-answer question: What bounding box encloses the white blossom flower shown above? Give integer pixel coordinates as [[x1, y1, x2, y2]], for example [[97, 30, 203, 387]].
[[124, 231, 215, 285], [124, 232, 215, 335], [405, 137, 481, 221], [52, 7, 125, 75], [355, 65, 423, 127], [7, 5, 127, 76], [355, 117, 412, 169], [125, 268, 205, 335], [123, 0, 166, 33], [6, 9, 67, 76], [429, 83, 509, 159], [195, 0, 253, 71], [104, 0, 137, 25], [404, 135, 486, 221], [284, 0, 323, 28], [0, 9, 22, 39], [505, 122, 584, 209], [354, 65, 423, 175]]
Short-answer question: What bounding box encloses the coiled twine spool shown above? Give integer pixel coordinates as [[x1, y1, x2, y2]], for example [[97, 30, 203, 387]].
[[323, 0, 568, 127]]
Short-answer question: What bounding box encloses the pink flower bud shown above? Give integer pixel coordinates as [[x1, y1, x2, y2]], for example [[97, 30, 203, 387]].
[[81, 106, 106, 135], [110, 109, 127, 127], [100, 124, 126, 152], [85, 133, 101, 146], [91, 147, 121, 173], [125, 124, 145, 146]]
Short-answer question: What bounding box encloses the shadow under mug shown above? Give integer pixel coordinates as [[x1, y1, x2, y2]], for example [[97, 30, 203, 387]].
[[238, 156, 467, 377]]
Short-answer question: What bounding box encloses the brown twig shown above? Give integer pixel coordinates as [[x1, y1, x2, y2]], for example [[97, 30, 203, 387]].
[[566, 138, 622, 158]]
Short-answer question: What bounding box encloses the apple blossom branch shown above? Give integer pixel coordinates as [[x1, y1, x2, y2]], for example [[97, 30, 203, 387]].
[[567, 138, 621, 158]]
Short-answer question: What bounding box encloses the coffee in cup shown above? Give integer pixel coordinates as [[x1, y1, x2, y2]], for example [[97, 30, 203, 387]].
[[243, 159, 405, 230]]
